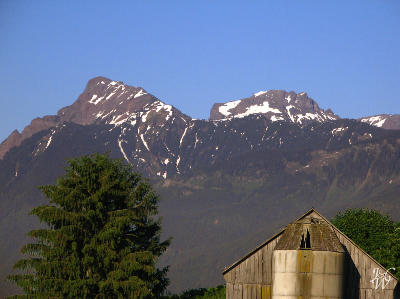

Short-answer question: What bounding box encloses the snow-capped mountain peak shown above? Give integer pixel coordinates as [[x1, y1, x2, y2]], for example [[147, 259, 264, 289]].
[[209, 90, 338, 125], [0, 76, 190, 159], [56, 76, 158, 125]]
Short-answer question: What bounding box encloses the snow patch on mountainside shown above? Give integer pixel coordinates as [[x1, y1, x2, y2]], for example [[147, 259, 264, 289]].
[[254, 91, 268, 97], [89, 95, 104, 105], [106, 92, 116, 100], [180, 127, 188, 147], [235, 102, 282, 118], [271, 115, 284, 122], [154, 101, 173, 121], [286, 105, 295, 122], [44, 129, 57, 151], [118, 139, 130, 163], [140, 134, 150, 151], [134, 89, 147, 98], [45, 135, 53, 149], [218, 100, 241, 117], [360, 115, 387, 127], [296, 113, 322, 123], [331, 127, 348, 136], [110, 113, 130, 126]]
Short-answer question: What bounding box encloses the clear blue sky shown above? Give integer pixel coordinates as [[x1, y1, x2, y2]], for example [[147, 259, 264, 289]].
[[1, 1, 399, 142]]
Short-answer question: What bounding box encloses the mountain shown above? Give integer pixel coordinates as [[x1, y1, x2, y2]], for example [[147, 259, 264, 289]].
[[359, 114, 400, 130], [0, 76, 189, 160], [209, 90, 338, 124], [2, 80, 399, 161], [1, 77, 400, 297]]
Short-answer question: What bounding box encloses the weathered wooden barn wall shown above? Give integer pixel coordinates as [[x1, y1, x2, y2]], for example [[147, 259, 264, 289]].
[[223, 209, 399, 299], [334, 227, 398, 298], [223, 234, 282, 299]]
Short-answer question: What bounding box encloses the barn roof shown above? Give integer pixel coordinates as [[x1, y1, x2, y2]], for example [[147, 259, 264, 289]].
[[222, 208, 313, 274], [222, 207, 399, 283], [274, 217, 344, 252]]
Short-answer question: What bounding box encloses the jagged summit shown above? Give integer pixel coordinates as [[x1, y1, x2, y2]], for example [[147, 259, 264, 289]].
[[209, 90, 339, 125], [0, 76, 189, 159], [57, 76, 155, 125]]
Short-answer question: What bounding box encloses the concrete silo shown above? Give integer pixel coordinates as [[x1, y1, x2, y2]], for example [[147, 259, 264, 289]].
[[272, 217, 345, 299]]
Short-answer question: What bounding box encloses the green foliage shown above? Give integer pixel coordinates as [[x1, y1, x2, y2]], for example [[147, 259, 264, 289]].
[[163, 285, 225, 299], [332, 208, 400, 277], [7, 153, 170, 298]]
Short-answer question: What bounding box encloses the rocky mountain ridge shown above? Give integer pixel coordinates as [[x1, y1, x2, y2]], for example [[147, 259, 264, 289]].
[[2, 77, 399, 160]]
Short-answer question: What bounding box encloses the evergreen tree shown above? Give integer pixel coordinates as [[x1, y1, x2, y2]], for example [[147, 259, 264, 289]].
[[8, 153, 170, 298]]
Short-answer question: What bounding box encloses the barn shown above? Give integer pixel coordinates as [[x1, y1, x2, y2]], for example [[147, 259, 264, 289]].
[[222, 208, 399, 299]]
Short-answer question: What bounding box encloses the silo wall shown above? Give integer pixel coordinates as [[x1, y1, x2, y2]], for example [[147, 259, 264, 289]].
[[272, 249, 344, 299]]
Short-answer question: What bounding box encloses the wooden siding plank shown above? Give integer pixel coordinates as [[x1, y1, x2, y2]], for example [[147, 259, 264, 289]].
[[238, 261, 242, 284], [247, 258, 251, 284], [260, 251, 264, 284], [243, 284, 248, 299], [266, 243, 272, 284], [255, 252, 259, 284], [257, 284, 262, 299], [263, 246, 268, 284], [253, 254, 256, 284], [261, 247, 267, 284], [250, 255, 255, 283], [231, 266, 236, 284], [234, 283, 239, 299], [365, 288, 372, 299], [258, 251, 262, 284], [385, 289, 394, 299], [227, 283, 234, 299], [257, 251, 261, 284], [244, 259, 249, 284], [240, 263, 244, 284]]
